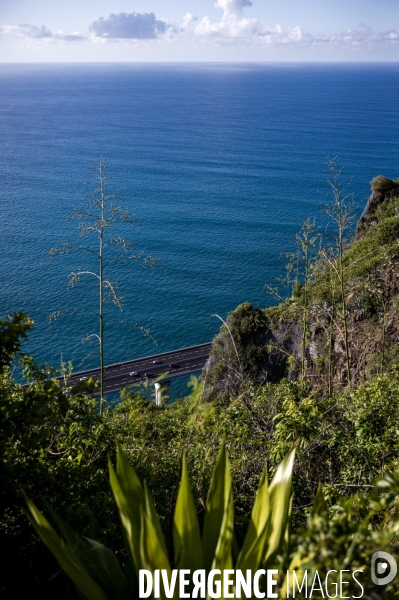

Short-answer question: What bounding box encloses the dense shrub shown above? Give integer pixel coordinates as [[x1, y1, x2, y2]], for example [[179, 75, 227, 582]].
[[370, 174, 399, 193], [0, 316, 119, 598]]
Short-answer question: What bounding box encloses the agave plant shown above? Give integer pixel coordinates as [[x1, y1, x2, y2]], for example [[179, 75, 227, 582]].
[[25, 441, 295, 599]]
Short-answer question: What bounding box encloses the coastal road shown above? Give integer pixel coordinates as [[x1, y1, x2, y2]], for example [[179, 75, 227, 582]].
[[66, 342, 212, 395]]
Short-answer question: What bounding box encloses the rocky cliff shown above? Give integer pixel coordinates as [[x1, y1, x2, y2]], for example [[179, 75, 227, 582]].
[[204, 176, 399, 400]]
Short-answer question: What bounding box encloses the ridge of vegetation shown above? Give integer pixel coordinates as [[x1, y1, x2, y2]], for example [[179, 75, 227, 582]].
[[205, 170, 399, 398]]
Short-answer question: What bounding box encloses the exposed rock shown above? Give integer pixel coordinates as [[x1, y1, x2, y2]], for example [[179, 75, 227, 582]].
[[356, 181, 399, 238]]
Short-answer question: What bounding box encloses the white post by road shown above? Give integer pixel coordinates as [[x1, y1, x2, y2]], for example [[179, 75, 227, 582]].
[[154, 380, 171, 406]]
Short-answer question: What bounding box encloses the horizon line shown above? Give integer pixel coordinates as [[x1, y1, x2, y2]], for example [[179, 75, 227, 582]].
[[1, 59, 399, 65]]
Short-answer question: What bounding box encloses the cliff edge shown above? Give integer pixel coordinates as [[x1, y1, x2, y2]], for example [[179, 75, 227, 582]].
[[204, 174, 399, 401]]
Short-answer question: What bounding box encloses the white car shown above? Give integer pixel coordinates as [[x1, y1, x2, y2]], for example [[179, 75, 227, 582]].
[[130, 371, 139, 376], [79, 376, 88, 381]]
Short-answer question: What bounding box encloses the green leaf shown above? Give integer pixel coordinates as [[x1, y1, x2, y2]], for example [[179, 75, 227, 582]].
[[237, 466, 270, 571], [143, 481, 169, 561], [312, 483, 328, 517], [140, 508, 173, 600], [202, 439, 234, 572], [264, 447, 296, 566], [211, 491, 234, 573], [174, 454, 203, 570], [47, 507, 129, 599], [25, 497, 107, 600], [108, 445, 145, 574]]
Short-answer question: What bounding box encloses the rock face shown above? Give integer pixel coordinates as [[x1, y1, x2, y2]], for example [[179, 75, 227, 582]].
[[203, 315, 302, 401], [356, 178, 399, 237]]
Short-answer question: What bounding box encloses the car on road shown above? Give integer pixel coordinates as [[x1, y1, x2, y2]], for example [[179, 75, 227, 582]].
[[168, 363, 180, 369], [79, 376, 88, 381], [129, 371, 139, 376], [153, 359, 162, 364], [143, 372, 153, 378]]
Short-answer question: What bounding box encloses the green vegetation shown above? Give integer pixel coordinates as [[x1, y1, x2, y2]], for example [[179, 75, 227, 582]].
[[370, 174, 399, 194], [26, 443, 295, 598], [3, 169, 399, 597], [206, 165, 399, 393], [25, 444, 399, 598], [4, 326, 399, 596]]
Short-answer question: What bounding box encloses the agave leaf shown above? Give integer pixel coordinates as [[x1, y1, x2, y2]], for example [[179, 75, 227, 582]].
[[264, 447, 296, 566], [313, 483, 328, 517], [25, 497, 107, 600], [140, 508, 173, 600], [237, 466, 269, 571], [108, 445, 145, 574], [83, 538, 130, 600], [202, 439, 234, 573], [174, 454, 203, 570], [210, 488, 234, 572], [143, 481, 169, 560], [209, 475, 234, 597], [48, 508, 129, 600]]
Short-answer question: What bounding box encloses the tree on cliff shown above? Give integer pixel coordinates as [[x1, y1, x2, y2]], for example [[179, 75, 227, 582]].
[[46, 158, 160, 412]]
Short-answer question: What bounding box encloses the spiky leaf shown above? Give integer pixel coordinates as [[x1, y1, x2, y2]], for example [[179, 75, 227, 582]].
[[108, 445, 145, 574], [202, 439, 234, 572], [237, 466, 270, 571], [25, 497, 107, 600], [174, 454, 203, 570], [264, 447, 296, 566]]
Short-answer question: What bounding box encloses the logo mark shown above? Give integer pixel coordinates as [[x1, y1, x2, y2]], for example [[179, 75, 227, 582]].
[[371, 551, 397, 586]]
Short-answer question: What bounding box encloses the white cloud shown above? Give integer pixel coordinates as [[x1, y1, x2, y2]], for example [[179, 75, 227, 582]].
[[0, 11, 398, 56], [315, 26, 399, 48], [0, 25, 19, 35], [192, 15, 399, 49], [179, 13, 198, 31], [0, 23, 85, 42], [195, 14, 268, 42], [193, 16, 313, 46], [214, 0, 253, 16], [89, 12, 167, 39], [54, 31, 86, 42], [20, 24, 52, 39]]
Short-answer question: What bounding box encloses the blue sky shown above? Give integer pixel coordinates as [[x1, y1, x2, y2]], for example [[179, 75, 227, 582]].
[[1, 0, 398, 61]]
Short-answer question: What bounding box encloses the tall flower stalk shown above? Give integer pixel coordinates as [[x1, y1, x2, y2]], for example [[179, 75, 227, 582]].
[[47, 158, 160, 413]]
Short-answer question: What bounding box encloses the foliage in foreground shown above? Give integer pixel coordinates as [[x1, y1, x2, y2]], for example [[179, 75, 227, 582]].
[[26, 442, 294, 598], [4, 292, 399, 598], [27, 443, 399, 599]]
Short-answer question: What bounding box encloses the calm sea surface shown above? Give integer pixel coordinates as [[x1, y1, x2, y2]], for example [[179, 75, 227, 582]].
[[1, 63, 398, 397]]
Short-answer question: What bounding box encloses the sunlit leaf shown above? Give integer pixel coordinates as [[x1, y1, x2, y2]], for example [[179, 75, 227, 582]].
[[140, 508, 173, 600], [313, 483, 328, 517], [264, 447, 296, 566], [108, 445, 145, 574], [237, 466, 270, 571], [143, 481, 169, 560], [174, 454, 203, 570], [202, 439, 234, 572]]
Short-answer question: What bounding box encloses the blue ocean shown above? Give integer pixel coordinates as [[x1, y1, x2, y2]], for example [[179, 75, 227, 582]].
[[1, 63, 398, 397]]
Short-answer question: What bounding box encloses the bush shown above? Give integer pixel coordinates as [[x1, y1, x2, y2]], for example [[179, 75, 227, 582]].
[[0, 315, 119, 599], [370, 175, 399, 194]]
